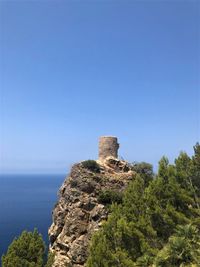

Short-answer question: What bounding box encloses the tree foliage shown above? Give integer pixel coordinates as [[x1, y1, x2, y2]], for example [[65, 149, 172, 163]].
[[87, 143, 200, 267], [154, 224, 200, 266], [132, 162, 154, 186], [44, 252, 55, 267], [2, 229, 46, 267]]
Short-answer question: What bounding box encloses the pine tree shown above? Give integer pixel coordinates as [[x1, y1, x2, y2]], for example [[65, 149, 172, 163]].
[[154, 224, 200, 266], [87, 146, 200, 267], [191, 143, 200, 197], [2, 229, 46, 267], [131, 162, 154, 187]]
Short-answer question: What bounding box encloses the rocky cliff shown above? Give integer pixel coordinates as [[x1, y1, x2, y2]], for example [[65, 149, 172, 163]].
[[49, 157, 134, 267]]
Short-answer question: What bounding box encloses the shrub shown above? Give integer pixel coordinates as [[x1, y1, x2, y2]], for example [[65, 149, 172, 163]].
[[70, 179, 78, 187], [98, 190, 123, 205], [82, 160, 100, 173]]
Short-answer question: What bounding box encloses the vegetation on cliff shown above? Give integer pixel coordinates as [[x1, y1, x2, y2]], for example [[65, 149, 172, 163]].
[[2, 229, 46, 267], [81, 160, 101, 173], [86, 143, 200, 267], [1, 229, 56, 267]]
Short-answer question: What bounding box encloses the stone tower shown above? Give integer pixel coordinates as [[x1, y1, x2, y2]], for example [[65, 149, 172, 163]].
[[98, 136, 119, 161]]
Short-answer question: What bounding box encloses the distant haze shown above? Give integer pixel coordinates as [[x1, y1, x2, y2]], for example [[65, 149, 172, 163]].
[[0, 1, 199, 174]]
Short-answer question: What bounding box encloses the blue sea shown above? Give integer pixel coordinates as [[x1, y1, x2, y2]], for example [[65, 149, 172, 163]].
[[0, 174, 65, 259]]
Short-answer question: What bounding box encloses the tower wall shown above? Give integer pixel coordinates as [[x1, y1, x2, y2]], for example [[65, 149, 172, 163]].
[[99, 136, 119, 161]]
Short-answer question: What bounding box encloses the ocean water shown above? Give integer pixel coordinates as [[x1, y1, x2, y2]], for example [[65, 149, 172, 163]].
[[0, 174, 65, 259]]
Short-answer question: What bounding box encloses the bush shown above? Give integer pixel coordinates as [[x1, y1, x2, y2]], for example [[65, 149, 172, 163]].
[[82, 160, 100, 173], [98, 190, 123, 205], [2, 229, 45, 267]]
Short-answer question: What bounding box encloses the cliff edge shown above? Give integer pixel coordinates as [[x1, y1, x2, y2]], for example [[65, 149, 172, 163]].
[[48, 157, 134, 267]]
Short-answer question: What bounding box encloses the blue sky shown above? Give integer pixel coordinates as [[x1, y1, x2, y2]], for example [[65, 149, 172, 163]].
[[0, 0, 199, 174]]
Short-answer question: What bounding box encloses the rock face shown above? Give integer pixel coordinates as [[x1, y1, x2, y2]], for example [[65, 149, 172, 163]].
[[49, 157, 134, 267]]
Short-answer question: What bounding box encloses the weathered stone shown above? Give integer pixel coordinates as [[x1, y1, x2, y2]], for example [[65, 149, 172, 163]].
[[98, 136, 119, 161], [49, 159, 135, 267]]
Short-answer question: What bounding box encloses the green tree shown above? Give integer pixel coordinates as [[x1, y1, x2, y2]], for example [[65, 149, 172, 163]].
[[191, 143, 200, 196], [2, 229, 46, 267], [154, 224, 200, 266], [158, 156, 169, 181], [87, 145, 200, 267], [175, 151, 200, 210], [132, 162, 154, 187], [87, 175, 157, 267], [146, 158, 198, 243]]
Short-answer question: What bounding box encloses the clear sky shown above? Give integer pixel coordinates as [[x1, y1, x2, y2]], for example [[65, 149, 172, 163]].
[[0, 0, 199, 174]]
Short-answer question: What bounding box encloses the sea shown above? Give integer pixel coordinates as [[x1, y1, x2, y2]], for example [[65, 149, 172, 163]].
[[0, 174, 65, 260]]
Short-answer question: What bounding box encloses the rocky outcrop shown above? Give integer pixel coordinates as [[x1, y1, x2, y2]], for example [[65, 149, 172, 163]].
[[49, 157, 134, 267]]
